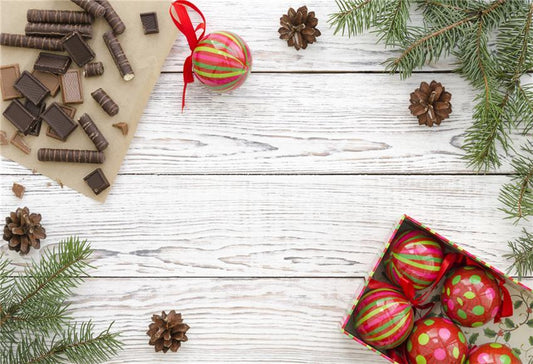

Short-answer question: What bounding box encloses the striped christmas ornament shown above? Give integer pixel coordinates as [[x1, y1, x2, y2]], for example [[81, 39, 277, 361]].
[[191, 31, 252, 92], [385, 230, 444, 290], [354, 287, 414, 350], [467, 343, 522, 364]]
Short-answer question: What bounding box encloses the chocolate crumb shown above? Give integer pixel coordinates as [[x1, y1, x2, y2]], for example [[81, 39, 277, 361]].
[[112, 122, 128, 135], [57, 179, 64, 188], [10, 133, 31, 154], [0, 130, 8, 145], [12, 182, 25, 199]]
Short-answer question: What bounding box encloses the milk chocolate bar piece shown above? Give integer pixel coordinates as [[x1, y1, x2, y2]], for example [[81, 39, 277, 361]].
[[0, 64, 22, 100], [62, 32, 95, 67], [83, 62, 104, 77], [95, 0, 125, 35], [38, 148, 104, 163], [41, 102, 77, 140], [91, 88, 119, 116], [34, 52, 72, 74], [27, 9, 94, 25], [46, 126, 63, 140], [32, 70, 60, 96], [103, 31, 134, 81], [60, 69, 83, 104], [14, 71, 50, 105], [25, 23, 93, 39], [3, 99, 38, 134], [0, 33, 64, 51], [0, 131, 8, 145], [11, 133, 31, 154], [24, 100, 46, 136], [84, 168, 110, 195], [140, 12, 159, 34], [59, 104, 77, 118], [79, 113, 109, 151], [70, 0, 106, 17]]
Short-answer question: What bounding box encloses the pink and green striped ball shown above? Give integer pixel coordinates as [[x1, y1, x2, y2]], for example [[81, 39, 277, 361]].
[[191, 31, 252, 92], [385, 230, 444, 290], [354, 287, 414, 350]]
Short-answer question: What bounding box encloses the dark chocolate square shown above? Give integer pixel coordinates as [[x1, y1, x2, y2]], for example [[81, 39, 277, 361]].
[[14, 71, 50, 105], [34, 52, 72, 74], [24, 100, 46, 136], [3, 99, 38, 134], [84, 168, 110, 195], [140, 12, 159, 34], [62, 31, 95, 67], [41, 102, 77, 141]]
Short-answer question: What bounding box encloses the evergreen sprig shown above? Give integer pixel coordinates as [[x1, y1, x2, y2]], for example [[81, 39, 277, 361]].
[[0, 237, 122, 364], [505, 229, 533, 279]]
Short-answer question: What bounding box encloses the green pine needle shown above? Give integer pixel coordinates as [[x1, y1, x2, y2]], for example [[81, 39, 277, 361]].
[[505, 229, 533, 279]]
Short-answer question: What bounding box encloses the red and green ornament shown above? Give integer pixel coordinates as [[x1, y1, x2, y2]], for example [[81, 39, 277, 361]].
[[353, 286, 414, 350], [384, 230, 444, 290], [405, 317, 468, 364], [466, 343, 521, 364], [441, 266, 501, 327]]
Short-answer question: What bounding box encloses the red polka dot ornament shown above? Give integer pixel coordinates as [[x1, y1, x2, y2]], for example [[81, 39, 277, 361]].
[[467, 343, 521, 364], [405, 317, 468, 364]]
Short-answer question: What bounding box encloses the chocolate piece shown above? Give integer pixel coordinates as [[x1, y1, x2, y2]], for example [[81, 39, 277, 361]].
[[24, 100, 46, 136], [46, 126, 62, 140], [32, 70, 60, 96], [34, 52, 72, 74], [12, 182, 25, 199], [3, 99, 38, 134], [78, 113, 109, 151], [0, 130, 8, 145], [70, 0, 106, 17], [14, 71, 50, 105], [0, 33, 64, 51], [10, 133, 31, 154], [103, 30, 134, 81], [140, 12, 159, 34], [112, 122, 128, 135], [25, 22, 93, 39], [38, 148, 104, 164], [91, 88, 119, 116], [60, 69, 83, 104], [27, 9, 94, 25], [0, 64, 22, 100], [62, 32, 95, 67], [59, 104, 77, 118], [41, 102, 77, 140], [95, 0, 125, 35], [83, 62, 104, 77], [84, 168, 110, 195]]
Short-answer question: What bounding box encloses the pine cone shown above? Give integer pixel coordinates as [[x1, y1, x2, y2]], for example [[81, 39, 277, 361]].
[[3, 207, 46, 255], [147, 310, 189, 353], [409, 81, 452, 127], [278, 6, 321, 50]]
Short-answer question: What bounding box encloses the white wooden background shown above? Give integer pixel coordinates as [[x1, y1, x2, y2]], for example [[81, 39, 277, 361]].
[[1, 1, 532, 362]]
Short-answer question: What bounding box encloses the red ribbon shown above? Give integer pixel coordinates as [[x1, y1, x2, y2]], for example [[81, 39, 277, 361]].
[[169, 0, 207, 110]]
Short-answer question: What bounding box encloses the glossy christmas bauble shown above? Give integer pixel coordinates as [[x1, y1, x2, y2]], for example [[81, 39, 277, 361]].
[[406, 317, 468, 364], [467, 343, 521, 364], [353, 287, 414, 350], [191, 31, 252, 92], [385, 230, 444, 290], [441, 266, 501, 327]]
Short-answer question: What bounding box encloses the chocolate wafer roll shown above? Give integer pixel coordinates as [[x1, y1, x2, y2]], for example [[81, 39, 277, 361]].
[[83, 62, 104, 77], [27, 9, 94, 25], [91, 88, 119, 116], [95, 0, 125, 35], [25, 23, 93, 39], [38, 148, 105, 164], [103, 30, 134, 81], [79, 113, 109, 151], [0, 33, 64, 51], [70, 0, 106, 17]]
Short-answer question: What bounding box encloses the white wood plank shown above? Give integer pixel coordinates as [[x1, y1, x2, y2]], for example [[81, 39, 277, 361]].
[[3, 73, 526, 175], [161, 0, 455, 72], [1, 174, 528, 277]]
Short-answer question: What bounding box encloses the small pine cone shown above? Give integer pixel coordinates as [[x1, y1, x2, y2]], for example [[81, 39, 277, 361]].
[[409, 80, 452, 127], [278, 6, 321, 50], [147, 310, 189, 353], [3, 207, 46, 255]]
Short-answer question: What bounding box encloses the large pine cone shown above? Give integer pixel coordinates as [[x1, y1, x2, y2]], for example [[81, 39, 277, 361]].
[[409, 81, 452, 127], [278, 6, 321, 50], [147, 310, 190, 353], [3, 207, 46, 255]]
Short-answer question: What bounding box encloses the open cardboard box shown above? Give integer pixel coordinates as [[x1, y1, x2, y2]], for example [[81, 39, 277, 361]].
[[341, 215, 533, 364]]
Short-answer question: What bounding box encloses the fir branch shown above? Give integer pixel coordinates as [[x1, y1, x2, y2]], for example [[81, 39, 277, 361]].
[[375, 0, 411, 45], [329, 0, 386, 36], [505, 229, 533, 279]]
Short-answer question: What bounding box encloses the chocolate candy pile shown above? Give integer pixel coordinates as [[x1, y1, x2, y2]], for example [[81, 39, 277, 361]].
[[0, 0, 160, 195]]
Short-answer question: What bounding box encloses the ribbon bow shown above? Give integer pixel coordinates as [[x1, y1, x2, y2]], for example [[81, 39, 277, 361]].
[[169, 0, 207, 110]]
